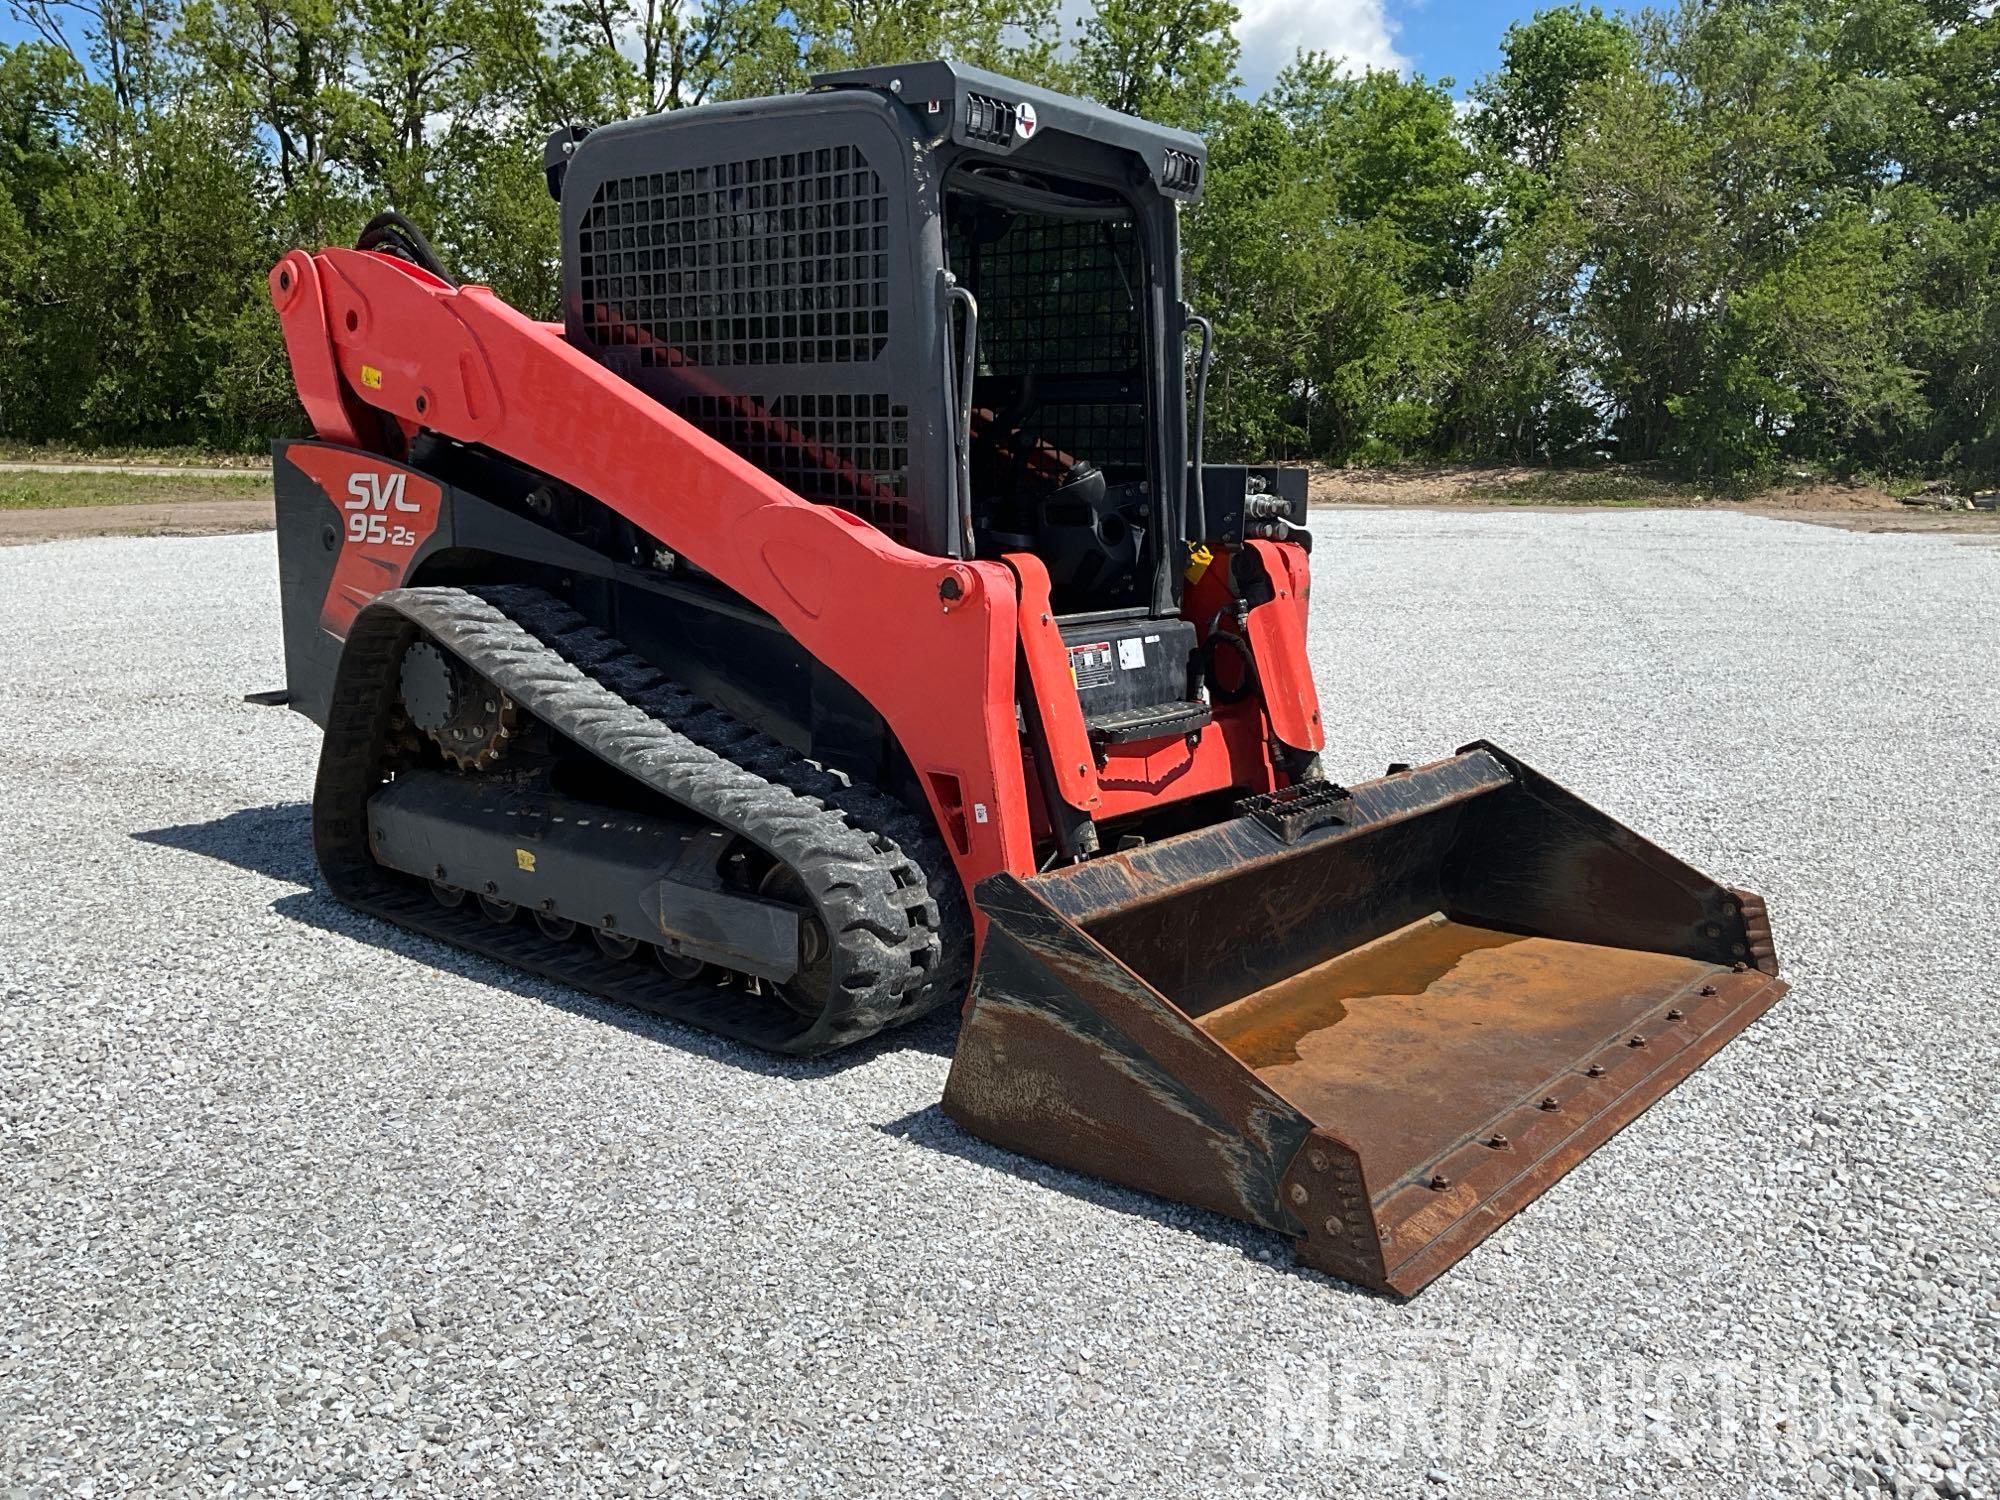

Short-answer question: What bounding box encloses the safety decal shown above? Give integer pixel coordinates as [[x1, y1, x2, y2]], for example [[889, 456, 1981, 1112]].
[[1068, 641, 1115, 690]]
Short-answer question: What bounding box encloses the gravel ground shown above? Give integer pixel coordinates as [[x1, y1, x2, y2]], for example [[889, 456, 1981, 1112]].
[[2, 513, 1993, 1498]]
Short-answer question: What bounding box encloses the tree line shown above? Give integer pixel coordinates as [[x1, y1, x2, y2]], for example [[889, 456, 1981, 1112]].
[[0, 0, 1993, 482]]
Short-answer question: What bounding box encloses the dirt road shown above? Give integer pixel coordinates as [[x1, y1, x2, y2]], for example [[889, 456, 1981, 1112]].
[[0, 497, 274, 545]]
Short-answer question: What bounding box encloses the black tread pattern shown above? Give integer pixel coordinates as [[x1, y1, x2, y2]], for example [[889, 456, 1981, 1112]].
[[313, 585, 969, 1055]]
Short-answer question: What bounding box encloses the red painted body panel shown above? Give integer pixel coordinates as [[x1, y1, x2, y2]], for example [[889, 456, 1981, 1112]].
[[1004, 554, 1102, 814], [1242, 539, 1324, 753], [281, 248, 1033, 895], [286, 446, 445, 634], [269, 253, 365, 451], [269, 246, 1318, 905], [1092, 702, 1273, 819]]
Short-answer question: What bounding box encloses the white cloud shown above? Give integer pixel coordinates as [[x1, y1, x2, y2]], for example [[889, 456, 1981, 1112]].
[[1232, 0, 1408, 94], [1051, 0, 1410, 98]]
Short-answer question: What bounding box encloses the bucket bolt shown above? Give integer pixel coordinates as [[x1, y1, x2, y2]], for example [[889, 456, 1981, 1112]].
[[1700, 984, 1718, 997], [1666, 1008, 1685, 1022], [1628, 1034, 1648, 1048], [1429, 1173, 1451, 1191], [1486, 1133, 1509, 1150], [1586, 1064, 1606, 1077], [1539, 1096, 1561, 1112]]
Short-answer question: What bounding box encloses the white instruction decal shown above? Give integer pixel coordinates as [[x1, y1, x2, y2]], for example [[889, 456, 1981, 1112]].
[[1069, 642, 1115, 690]]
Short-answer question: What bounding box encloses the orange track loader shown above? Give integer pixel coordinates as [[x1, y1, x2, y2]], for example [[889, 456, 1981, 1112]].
[[263, 61, 1785, 1296]]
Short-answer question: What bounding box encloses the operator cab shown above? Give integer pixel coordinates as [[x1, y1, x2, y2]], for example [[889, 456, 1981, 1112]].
[[551, 60, 1279, 623]]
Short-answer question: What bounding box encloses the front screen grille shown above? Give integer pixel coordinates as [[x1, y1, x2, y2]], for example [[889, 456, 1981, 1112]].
[[673, 392, 912, 542], [1018, 404, 1147, 471], [577, 145, 891, 368], [953, 215, 1143, 376], [949, 209, 1148, 475]]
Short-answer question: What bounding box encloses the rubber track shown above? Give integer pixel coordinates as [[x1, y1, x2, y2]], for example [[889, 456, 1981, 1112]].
[[313, 585, 970, 1054]]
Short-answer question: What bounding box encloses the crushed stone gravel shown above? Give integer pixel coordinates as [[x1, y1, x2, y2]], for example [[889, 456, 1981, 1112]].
[[1, 513, 1993, 1497]]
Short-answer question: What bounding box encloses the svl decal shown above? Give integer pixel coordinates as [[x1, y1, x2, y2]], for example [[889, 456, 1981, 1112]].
[[285, 446, 445, 636]]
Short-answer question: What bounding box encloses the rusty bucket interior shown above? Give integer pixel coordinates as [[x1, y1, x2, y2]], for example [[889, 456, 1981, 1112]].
[[942, 742, 1785, 1297]]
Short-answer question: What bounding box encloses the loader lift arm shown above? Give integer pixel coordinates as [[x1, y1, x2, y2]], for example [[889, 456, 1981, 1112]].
[[271, 242, 1320, 899]]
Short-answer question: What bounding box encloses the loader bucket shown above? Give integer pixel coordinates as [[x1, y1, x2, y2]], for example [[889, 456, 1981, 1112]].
[[941, 743, 1785, 1297]]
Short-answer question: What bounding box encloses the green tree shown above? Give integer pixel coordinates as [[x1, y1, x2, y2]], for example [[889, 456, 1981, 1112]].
[[345, 0, 481, 216], [175, 0, 358, 240], [1865, 0, 1996, 215], [0, 31, 297, 446], [1876, 188, 2000, 481], [789, 0, 1058, 83], [1073, 0, 1238, 129], [1272, 55, 1484, 289], [0, 0, 1991, 480], [546, 0, 800, 115], [1471, 5, 1637, 176], [8, 0, 175, 125], [1556, 0, 1935, 473], [0, 43, 91, 436], [1187, 61, 1482, 463], [1449, 205, 1596, 461]]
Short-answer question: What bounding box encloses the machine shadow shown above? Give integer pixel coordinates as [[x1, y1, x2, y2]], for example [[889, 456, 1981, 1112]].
[[133, 802, 960, 1077], [141, 812, 1375, 1292], [136, 801, 323, 887], [875, 1103, 1384, 1300]]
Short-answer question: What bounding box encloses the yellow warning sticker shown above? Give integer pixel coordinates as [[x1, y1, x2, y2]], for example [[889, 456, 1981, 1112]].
[[515, 848, 536, 872], [359, 364, 383, 389]]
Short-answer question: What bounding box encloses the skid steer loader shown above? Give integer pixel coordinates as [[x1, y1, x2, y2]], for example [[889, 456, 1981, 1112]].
[[263, 61, 1785, 1296]]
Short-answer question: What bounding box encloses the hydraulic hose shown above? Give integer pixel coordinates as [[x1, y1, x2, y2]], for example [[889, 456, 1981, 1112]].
[[357, 210, 455, 287]]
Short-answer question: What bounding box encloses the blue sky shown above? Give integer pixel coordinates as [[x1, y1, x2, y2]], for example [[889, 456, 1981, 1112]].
[[0, 0, 1534, 97], [1386, 0, 1534, 90], [1232, 0, 1533, 96]]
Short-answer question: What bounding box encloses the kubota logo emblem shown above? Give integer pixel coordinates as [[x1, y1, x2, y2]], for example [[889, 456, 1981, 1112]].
[[344, 470, 422, 545]]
